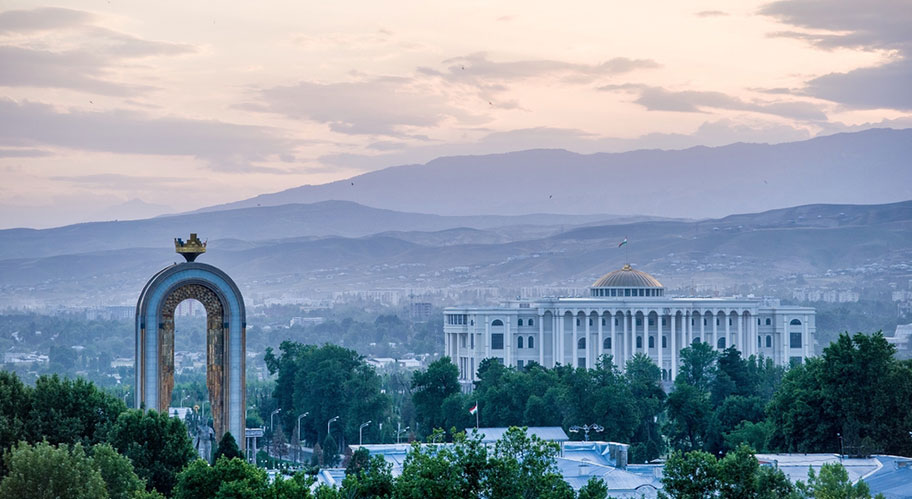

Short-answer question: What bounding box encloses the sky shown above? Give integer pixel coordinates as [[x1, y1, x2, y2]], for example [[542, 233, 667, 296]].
[[0, 0, 910, 228]]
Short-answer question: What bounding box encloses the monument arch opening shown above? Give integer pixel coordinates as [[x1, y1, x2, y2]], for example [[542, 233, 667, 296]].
[[135, 234, 246, 450]]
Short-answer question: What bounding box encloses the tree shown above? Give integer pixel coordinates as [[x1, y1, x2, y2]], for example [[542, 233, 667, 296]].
[[411, 357, 460, 438], [394, 430, 488, 499], [214, 432, 242, 462], [483, 427, 574, 499], [322, 433, 338, 467], [91, 443, 146, 499], [660, 449, 719, 499], [342, 450, 394, 498], [625, 354, 666, 462], [27, 374, 125, 447], [0, 371, 30, 475], [797, 462, 882, 499], [265, 343, 391, 447], [577, 477, 609, 499], [0, 441, 107, 499], [105, 409, 197, 496], [173, 457, 273, 499]]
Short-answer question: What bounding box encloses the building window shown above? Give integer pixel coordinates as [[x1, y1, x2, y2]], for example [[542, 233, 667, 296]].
[[576, 318, 580, 327], [691, 318, 695, 326], [528, 336, 534, 349], [471, 334, 474, 348], [611, 289, 617, 296], [517, 336, 524, 349], [636, 336, 643, 348], [578, 358, 586, 368], [604, 337, 611, 350], [757, 318, 761, 325], [790, 332, 802, 348], [662, 336, 667, 348], [518, 319, 523, 327], [589, 318, 593, 326], [718, 337, 726, 349], [648, 336, 655, 348], [765, 318, 771, 326], [492, 333, 504, 350], [492, 319, 503, 326], [693, 336, 700, 344], [790, 319, 802, 326], [636, 318, 642, 326], [662, 318, 667, 326], [766, 335, 772, 348], [578, 337, 586, 349], [528, 319, 534, 327], [703, 318, 707, 326], [517, 360, 524, 368], [614, 318, 619, 326], [601, 318, 606, 326], [729, 318, 733, 326], [648, 318, 655, 326], [625, 289, 631, 296]]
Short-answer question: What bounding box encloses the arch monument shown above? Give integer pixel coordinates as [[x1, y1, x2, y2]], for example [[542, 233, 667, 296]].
[[135, 234, 246, 449]]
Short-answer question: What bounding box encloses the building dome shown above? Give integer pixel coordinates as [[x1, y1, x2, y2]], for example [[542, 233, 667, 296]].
[[590, 264, 664, 297]]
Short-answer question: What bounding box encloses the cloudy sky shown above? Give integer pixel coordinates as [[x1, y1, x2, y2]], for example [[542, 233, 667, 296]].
[[1, 0, 910, 228]]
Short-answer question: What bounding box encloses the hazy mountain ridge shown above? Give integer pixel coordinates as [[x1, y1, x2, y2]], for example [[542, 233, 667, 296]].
[[194, 128, 912, 219], [1, 200, 910, 308]]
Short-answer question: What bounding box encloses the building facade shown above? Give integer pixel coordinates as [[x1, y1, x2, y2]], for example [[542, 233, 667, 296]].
[[444, 265, 815, 389]]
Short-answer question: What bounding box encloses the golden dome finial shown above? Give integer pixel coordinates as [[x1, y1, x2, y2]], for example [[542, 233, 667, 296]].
[[174, 233, 207, 262]]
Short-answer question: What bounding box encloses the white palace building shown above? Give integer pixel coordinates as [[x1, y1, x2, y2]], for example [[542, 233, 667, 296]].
[[444, 264, 815, 389]]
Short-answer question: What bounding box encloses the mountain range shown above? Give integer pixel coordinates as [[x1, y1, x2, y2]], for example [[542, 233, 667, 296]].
[[194, 128, 912, 220]]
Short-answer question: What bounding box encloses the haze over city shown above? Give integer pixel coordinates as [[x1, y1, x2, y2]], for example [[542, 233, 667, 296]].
[[1, 0, 910, 227]]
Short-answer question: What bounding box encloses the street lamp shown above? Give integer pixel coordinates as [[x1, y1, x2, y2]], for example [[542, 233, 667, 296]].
[[296, 412, 309, 464], [359, 420, 372, 446], [837, 432, 844, 460], [271, 408, 283, 432], [569, 424, 605, 442], [327, 415, 340, 437], [269, 408, 282, 469], [397, 425, 410, 444], [181, 391, 190, 408]]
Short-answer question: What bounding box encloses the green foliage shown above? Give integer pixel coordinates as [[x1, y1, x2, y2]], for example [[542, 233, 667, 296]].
[[576, 477, 609, 499], [0, 441, 107, 499], [91, 443, 146, 499], [214, 432, 242, 462], [767, 332, 912, 456], [411, 357, 461, 440], [660, 445, 795, 499], [172, 456, 304, 499], [105, 409, 197, 496], [394, 430, 488, 499], [28, 374, 126, 446], [796, 462, 882, 499], [341, 451, 394, 498], [265, 342, 391, 447], [484, 427, 574, 499], [323, 433, 339, 467]]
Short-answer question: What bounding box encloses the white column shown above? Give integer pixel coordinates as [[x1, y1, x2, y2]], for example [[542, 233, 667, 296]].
[[610, 312, 617, 369], [657, 312, 664, 377], [725, 312, 731, 350], [538, 313, 544, 366], [803, 314, 810, 360], [585, 312, 591, 369], [597, 312, 603, 364], [572, 312, 579, 368], [670, 311, 677, 381], [700, 311, 706, 345], [712, 312, 718, 350], [505, 317, 512, 367], [485, 315, 491, 359], [684, 311, 691, 347], [782, 315, 788, 366], [623, 311, 629, 370], [558, 312, 565, 366], [738, 311, 747, 356]]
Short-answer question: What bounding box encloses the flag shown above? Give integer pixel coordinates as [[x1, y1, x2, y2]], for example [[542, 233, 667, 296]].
[[618, 237, 628, 248], [469, 403, 478, 415]]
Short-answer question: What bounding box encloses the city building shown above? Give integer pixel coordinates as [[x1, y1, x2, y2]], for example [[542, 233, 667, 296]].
[[444, 264, 816, 389]]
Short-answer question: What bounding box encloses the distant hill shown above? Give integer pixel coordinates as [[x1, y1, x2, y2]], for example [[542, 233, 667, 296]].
[[1, 200, 909, 307], [194, 128, 912, 219], [0, 201, 649, 260]]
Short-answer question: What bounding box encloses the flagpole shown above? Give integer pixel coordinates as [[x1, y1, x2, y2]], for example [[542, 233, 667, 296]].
[[475, 400, 479, 429]]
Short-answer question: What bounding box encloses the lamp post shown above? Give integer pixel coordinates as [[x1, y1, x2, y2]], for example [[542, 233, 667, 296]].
[[359, 421, 372, 446], [569, 423, 605, 442], [181, 391, 190, 408], [397, 424, 410, 444], [270, 408, 282, 469], [837, 432, 844, 460], [296, 412, 309, 464]]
